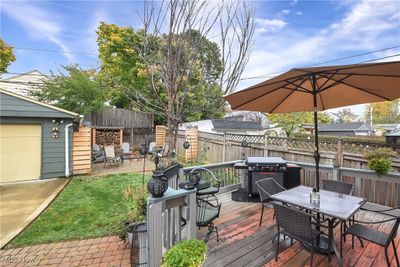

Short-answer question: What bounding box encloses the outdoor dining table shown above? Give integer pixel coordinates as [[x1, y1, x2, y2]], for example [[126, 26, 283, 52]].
[[270, 185, 366, 267]]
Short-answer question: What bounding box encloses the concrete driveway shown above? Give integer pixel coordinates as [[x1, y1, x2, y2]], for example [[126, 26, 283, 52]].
[[0, 178, 69, 248]]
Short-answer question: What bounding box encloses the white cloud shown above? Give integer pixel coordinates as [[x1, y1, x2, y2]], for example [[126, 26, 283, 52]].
[[238, 0, 400, 114], [280, 9, 290, 15], [296, 11, 303, 16], [291, 0, 298, 7], [2, 2, 74, 62], [254, 18, 288, 32]]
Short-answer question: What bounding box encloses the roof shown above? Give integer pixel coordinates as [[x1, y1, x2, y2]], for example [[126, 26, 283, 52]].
[[386, 130, 400, 137], [0, 88, 79, 117], [211, 119, 262, 131], [319, 122, 371, 132], [0, 70, 48, 96]]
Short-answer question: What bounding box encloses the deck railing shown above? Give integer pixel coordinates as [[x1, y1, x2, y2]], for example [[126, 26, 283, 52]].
[[182, 160, 242, 192]]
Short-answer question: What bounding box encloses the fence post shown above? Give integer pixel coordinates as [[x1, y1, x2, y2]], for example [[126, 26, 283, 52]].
[[223, 132, 226, 162], [185, 127, 199, 163], [336, 139, 343, 167], [264, 135, 269, 157]]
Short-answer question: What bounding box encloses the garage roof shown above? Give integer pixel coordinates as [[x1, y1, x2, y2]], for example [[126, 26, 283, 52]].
[[0, 88, 79, 118]]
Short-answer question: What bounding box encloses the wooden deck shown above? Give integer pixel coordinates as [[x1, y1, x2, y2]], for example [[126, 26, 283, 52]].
[[197, 192, 400, 267]]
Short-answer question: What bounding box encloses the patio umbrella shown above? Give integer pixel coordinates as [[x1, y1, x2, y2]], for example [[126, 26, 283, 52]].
[[224, 61, 400, 191]]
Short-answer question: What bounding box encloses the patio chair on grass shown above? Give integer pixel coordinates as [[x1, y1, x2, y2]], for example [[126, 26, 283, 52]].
[[148, 142, 156, 154], [196, 197, 221, 243], [343, 214, 399, 267], [122, 142, 131, 155], [104, 146, 124, 167], [255, 178, 286, 226], [272, 202, 322, 267]]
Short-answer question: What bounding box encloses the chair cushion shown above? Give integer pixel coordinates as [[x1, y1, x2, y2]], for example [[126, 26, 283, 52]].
[[197, 186, 219, 196], [346, 224, 389, 246], [197, 207, 218, 226]]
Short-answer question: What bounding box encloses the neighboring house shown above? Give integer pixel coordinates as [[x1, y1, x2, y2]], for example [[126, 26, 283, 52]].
[[318, 122, 373, 136], [180, 118, 267, 135], [0, 89, 78, 183], [385, 130, 400, 151], [0, 70, 47, 96]]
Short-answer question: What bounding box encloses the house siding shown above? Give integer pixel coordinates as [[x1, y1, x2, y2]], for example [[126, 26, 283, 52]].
[[0, 93, 74, 118]]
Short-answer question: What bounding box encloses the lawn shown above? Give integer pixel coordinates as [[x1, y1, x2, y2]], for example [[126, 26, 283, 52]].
[[8, 172, 150, 248]]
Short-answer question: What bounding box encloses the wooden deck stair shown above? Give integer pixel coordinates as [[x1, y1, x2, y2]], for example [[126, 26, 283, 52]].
[[198, 192, 400, 267]]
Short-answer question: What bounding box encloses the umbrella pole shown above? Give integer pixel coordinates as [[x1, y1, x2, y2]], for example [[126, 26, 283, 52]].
[[312, 75, 321, 192]]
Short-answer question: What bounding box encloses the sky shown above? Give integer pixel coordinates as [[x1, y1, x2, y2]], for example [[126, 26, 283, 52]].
[[1, 0, 400, 116]]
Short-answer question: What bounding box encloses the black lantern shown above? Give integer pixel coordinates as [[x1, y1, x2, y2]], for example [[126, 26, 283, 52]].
[[147, 171, 168, 198], [183, 140, 190, 149], [241, 140, 248, 147]]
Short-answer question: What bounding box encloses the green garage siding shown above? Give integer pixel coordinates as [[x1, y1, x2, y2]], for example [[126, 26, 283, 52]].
[[0, 90, 77, 180]]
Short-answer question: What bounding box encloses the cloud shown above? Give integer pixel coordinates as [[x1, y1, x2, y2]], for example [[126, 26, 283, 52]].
[[239, 0, 400, 90], [2, 2, 74, 62], [291, 0, 298, 6], [296, 11, 303, 16], [280, 9, 290, 16], [254, 18, 288, 33]]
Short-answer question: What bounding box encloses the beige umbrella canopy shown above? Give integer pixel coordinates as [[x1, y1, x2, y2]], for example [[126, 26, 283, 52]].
[[224, 61, 400, 190]]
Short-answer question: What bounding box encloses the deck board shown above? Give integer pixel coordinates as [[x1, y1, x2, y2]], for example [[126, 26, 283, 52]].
[[201, 192, 399, 267]]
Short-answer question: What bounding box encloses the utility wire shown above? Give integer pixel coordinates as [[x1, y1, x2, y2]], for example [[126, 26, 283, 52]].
[[239, 45, 400, 81]]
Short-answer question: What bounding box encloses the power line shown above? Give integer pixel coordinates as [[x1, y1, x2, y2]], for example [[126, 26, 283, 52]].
[[239, 45, 400, 81]]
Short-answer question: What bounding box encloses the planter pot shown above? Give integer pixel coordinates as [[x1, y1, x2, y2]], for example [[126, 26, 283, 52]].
[[147, 171, 168, 198]]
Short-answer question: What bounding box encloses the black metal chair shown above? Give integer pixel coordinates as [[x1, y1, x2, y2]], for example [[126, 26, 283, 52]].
[[191, 168, 221, 203], [322, 179, 354, 195], [343, 214, 399, 267], [272, 202, 322, 267], [196, 197, 221, 242], [255, 178, 286, 226]]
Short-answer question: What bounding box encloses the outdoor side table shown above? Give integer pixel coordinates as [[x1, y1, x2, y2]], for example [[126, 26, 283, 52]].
[[147, 187, 197, 267], [270, 185, 366, 267]]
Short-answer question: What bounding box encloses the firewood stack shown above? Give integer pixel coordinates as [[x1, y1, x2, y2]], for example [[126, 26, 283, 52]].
[[96, 129, 121, 147]]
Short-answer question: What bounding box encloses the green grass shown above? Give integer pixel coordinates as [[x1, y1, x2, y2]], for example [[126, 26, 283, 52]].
[[8, 172, 149, 248]]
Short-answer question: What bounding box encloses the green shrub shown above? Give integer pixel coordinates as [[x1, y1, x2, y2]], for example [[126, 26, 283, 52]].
[[365, 147, 395, 175], [162, 240, 207, 267], [368, 157, 392, 175]]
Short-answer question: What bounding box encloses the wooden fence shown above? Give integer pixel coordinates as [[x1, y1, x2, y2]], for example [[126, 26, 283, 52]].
[[176, 130, 400, 173], [85, 108, 155, 146], [73, 126, 91, 175]]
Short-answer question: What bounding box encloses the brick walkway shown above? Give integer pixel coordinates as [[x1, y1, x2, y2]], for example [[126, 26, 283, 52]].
[[0, 236, 130, 267]]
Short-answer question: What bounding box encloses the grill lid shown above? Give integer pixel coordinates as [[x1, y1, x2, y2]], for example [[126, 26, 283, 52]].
[[246, 157, 286, 166]]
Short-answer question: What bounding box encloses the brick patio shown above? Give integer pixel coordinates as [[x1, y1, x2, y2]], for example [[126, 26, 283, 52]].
[[0, 236, 130, 267]]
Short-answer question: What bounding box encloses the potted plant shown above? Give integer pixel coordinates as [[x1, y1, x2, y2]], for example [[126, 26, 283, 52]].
[[121, 185, 148, 244], [365, 147, 396, 175], [162, 239, 207, 267]]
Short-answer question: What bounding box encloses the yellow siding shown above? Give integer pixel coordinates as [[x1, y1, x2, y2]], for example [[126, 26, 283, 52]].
[[0, 124, 41, 183]]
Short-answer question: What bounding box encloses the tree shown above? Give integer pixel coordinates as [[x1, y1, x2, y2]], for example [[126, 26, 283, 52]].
[[31, 65, 106, 115], [96, 22, 147, 108], [332, 108, 358, 123], [364, 101, 400, 124], [268, 112, 332, 137], [0, 38, 16, 75], [131, 0, 254, 151]]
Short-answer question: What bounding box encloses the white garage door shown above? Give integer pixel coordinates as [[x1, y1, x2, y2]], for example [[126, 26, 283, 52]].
[[0, 124, 41, 183]]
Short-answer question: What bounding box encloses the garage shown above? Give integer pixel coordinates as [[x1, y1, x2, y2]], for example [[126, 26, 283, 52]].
[[0, 89, 79, 183]]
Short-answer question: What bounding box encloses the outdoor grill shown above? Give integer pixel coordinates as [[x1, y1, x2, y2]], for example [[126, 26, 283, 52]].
[[232, 157, 301, 202]]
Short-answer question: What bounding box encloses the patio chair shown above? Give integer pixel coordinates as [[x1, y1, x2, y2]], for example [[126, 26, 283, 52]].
[[122, 142, 130, 155], [322, 179, 354, 195], [343, 214, 399, 267], [321, 179, 354, 241], [104, 146, 124, 167], [272, 202, 322, 267], [148, 142, 156, 154], [92, 144, 105, 163], [255, 178, 286, 226], [196, 197, 221, 243], [190, 167, 221, 204]]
